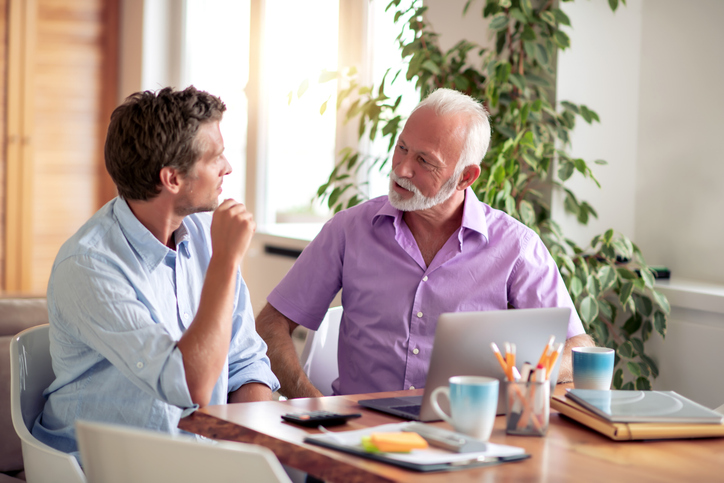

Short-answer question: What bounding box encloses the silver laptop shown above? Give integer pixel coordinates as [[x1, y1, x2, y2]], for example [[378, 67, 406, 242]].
[[359, 307, 570, 421]]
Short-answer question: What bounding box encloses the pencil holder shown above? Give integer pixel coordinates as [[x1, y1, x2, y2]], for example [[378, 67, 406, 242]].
[[506, 381, 550, 436]]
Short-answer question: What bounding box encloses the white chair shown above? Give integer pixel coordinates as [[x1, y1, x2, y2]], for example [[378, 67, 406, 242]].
[[76, 420, 291, 483], [9, 324, 86, 483], [299, 306, 343, 396]]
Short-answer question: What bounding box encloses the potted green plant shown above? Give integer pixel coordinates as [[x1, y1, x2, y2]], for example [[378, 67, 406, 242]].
[[297, 0, 667, 390]]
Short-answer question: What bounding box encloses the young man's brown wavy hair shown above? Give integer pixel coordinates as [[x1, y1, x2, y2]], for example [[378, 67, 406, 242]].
[[104, 86, 226, 201]]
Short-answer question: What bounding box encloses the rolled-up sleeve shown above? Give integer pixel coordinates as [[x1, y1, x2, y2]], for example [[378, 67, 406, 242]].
[[50, 254, 196, 411], [227, 277, 279, 393], [508, 232, 585, 338]]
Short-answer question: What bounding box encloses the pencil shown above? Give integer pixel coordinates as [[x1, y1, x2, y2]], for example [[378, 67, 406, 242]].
[[537, 335, 555, 368], [490, 342, 508, 375], [546, 342, 564, 379]]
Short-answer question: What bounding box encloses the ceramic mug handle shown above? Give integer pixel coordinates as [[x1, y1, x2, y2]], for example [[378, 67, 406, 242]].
[[430, 386, 454, 426]]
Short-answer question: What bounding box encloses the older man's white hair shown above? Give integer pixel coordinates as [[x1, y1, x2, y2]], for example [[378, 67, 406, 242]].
[[411, 88, 491, 170]]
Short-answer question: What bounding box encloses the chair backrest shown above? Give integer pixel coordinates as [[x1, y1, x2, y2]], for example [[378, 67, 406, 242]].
[[76, 420, 291, 483], [10, 324, 86, 483], [299, 306, 342, 396]]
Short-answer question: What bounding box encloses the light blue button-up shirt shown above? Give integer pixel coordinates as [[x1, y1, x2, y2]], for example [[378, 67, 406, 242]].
[[33, 198, 279, 456]]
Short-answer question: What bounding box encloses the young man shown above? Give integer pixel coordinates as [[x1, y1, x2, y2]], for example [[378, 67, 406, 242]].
[[33, 87, 278, 457], [257, 88, 593, 398]]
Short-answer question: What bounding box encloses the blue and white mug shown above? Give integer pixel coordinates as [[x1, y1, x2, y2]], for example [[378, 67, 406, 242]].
[[430, 376, 498, 441], [572, 347, 615, 390]]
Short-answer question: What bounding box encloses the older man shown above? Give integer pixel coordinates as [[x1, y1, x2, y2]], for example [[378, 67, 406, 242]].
[[33, 86, 279, 457], [257, 88, 592, 398]]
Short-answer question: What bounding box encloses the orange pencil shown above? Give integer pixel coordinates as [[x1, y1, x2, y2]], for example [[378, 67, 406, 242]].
[[546, 342, 564, 379], [490, 342, 508, 375], [537, 335, 555, 368]]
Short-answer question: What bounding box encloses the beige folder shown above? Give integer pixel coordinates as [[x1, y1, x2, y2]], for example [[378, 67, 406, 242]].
[[551, 395, 724, 441]]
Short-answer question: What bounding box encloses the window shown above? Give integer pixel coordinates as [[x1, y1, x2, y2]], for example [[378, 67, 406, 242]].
[[183, 0, 251, 205], [180, 0, 416, 229]]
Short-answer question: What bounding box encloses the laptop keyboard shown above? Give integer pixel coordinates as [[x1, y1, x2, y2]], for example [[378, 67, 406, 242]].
[[391, 404, 421, 416]]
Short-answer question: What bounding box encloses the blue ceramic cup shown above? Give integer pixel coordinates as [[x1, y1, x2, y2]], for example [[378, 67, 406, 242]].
[[572, 347, 615, 390], [430, 376, 499, 441]]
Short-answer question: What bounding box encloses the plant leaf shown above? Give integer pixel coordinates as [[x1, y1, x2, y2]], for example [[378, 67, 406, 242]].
[[654, 311, 667, 337], [640, 352, 659, 378], [489, 14, 509, 31], [297, 78, 309, 98], [622, 314, 642, 335], [619, 281, 634, 306], [617, 341, 634, 359], [635, 377, 652, 390], [569, 276, 583, 299], [613, 368, 623, 389], [634, 294, 653, 317], [627, 361, 641, 377], [652, 290, 671, 314], [597, 265, 617, 291], [580, 295, 599, 324]]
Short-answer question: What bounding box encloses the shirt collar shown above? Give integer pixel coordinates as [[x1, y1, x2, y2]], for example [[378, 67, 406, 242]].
[[460, 187, 489, 244], [113, 198, 188, 271], [372, 187, 490, 245]]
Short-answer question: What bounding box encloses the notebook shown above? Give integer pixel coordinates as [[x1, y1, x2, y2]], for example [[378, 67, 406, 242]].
[[551, 394, 724, 441], [359, 307, 570, 421], [565, 389, 724, 424]]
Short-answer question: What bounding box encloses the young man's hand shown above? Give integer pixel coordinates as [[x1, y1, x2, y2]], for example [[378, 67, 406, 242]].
[[210, 199, 256, 267]]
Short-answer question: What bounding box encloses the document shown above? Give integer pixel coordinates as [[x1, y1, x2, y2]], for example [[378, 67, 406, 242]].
[[304, 422, 528, 472], [565, 389, 724, 424]]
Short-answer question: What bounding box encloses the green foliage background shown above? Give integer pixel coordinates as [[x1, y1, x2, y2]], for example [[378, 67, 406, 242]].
[[301, 0, 667, 390]]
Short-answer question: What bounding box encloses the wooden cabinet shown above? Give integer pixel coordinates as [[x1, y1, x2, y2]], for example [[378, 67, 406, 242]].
[[3, 0, 118, 293]]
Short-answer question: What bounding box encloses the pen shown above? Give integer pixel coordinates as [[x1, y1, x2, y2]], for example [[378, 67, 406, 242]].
[[546, 342, 564, 379], [520, 362, 533, 382]]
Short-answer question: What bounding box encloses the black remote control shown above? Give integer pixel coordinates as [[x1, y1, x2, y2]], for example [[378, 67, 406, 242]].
[[281, 410, 362, 427]]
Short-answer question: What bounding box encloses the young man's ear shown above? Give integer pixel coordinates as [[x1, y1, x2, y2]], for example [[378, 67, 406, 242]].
[[159, 166, 182, 194], [457, 164, 481, 190]]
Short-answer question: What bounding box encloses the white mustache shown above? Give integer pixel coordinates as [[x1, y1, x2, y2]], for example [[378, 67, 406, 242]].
[[390, 173, 420, 194]]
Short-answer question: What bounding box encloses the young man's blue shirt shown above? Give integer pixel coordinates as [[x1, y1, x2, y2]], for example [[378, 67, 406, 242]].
[[32, 198, 279, 457]]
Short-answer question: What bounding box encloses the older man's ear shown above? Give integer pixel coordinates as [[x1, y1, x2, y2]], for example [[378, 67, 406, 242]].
[[458, 164, 481, 190]]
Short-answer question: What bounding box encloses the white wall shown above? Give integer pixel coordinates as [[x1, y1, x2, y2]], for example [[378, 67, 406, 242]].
[[553, 0, 643, 247], [635, 0, 724, 285], [555, 0, 724, 408], [557, 0, 724, 285], [424, 0, 494, 53]]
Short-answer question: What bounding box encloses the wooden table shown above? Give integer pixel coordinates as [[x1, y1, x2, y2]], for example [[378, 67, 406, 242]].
[[179, 388, 724, 482]]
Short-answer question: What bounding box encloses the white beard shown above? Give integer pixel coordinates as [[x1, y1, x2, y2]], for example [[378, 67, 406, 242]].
[[388, 172, 459, 212]]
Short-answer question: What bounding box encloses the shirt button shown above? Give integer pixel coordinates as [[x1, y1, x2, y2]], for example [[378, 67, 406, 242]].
[[417, 312, 423, 318], [183, 313, 190, 320], [136, 362, 144, 369], [412, 348, 419, 355], [409, 386, 416, 390], [422, 276, 428, 282]]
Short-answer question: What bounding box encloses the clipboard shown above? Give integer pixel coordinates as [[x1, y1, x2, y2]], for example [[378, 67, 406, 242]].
[[551, 395, 724, 441], [304, 423, 530, 472]]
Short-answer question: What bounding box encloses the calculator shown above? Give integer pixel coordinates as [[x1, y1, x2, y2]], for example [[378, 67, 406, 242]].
[[281, 410, 362, 427]]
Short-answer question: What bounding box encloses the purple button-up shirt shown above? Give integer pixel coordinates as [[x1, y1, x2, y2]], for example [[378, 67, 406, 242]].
[[268, 188, 583, 395]]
